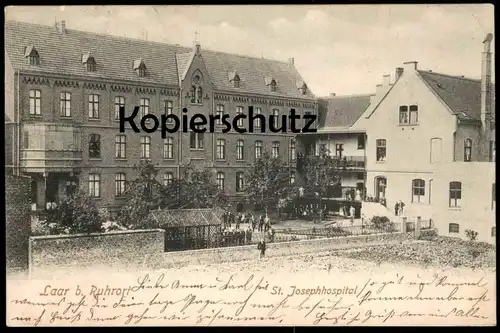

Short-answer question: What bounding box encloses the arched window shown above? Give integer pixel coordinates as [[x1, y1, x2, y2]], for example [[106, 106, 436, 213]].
[[412, 179, 425, 203], [196, 86, 203, 104], [464, 139, 472, 162]]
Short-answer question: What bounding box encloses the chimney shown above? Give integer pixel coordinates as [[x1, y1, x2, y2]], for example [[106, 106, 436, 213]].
[[480, 33, 494, 160], [403, 61, 418, 71], [382, 74, 391, 87], [288, 57, 295, 65], [330, 93, 336, 97], [395, 67, 404, 80], [55, 20, 67, 34], [194, 42, 201, 55]]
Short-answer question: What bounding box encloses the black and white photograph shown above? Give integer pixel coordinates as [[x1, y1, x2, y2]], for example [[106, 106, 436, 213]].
[[4, 4, 496, 326]]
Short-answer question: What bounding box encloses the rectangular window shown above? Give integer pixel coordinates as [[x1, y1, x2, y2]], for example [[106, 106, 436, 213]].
[[464, 139, 472, 162], [114, 96, 125, 120], [304, 111, 311, 128], [140, 98, 150, 118], [140, 136, 151, 159], [216, 172, 225, 191], [357, 134, 365, 150], [236, 172, 245, 192], [376, 139, 387, 162], [255, 141, 263, 159], [236, 106, 244, 127], [273, 109, 280, 127], [164, 100, 173, 123], [409, 105, 418, 124], [255, 107, 262, 129], [272, 141, 280, 158], [29, 90, 41, 115], [60, 92, 71, 117], [164, 137, 174, 159], [335, 144, 343, 158], [190, 126, 204, 149], [115, 135, 126, 159], [412, 179, 425, 203], [88, 174, 100, 198], [449, 181, 462, 207], [290, 172, 295, 185], [164, 173, 174, 186], [88, 134, 101, 159], [216, 105, 224, 125], [115, 173, 126, 197], [290, 140, 296, 160], [448, 223, 460, 233], [216, 139, 226, 159], [399, 106, 408, 124], [88, 94, 99, 119], [237, 140, 244, 160]]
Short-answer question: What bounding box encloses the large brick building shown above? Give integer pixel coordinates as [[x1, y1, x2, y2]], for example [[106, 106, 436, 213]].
[[4, 20, 318, 212]]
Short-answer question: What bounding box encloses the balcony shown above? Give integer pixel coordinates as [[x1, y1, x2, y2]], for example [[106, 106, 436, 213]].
[[298, 153, 365, 171], [20, 124, 82, 172]]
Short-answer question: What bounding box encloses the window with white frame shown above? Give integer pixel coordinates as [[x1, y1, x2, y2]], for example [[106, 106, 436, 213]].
[[88, 173, 100, 197], [164, 173, 174, 186], [399, 106, 409, 124], [190, 126, 204, 149], [164, 137, 174, 159], [272, 109, 280, 127], [115, 173, 126, 196], [216, 105, 224, 125], [237, 139, 244, 160], [164, 100, 173, 123], [236, 106, 244, 127], [236, 172, 245, 192], [88, 94, 99, 119], [412, 179, 425, 203], [409, 105, 418, 124], [216, 172, 225, 190], [272, 141, 280, 158], [114, 96, 125, 120], [115, 135, 126, 159], [29, 89, 41, 115], [140, 98, 150, 118], [464, 139, 472, 162], [60, 92, 71, 117], [216, 139, 226, 159], [255, 141, 263, 159], [449, 181, 462, 207], [289, 140, 296, 160], [140, 136, 151, 159], [376, 139, 387, 162], [255, 107, 262, 129]]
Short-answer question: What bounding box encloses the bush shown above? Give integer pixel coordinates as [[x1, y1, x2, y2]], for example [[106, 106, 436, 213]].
[[43, 191, 103, 235], [465, 229, 478, 241]]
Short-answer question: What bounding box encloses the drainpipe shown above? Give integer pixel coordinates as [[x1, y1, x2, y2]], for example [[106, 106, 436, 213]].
[[177, 87, 182, 179], [16, 70, 21, 176]]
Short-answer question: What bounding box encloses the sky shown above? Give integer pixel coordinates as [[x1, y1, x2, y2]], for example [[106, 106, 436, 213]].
[[5, 5, 495, 97]]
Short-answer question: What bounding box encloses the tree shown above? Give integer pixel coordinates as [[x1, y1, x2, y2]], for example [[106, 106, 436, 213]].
[[175, 164, 228, 209], [244, 151, 291, 212], [299, 146, 342, 222], [117, 160, 163, 229], [44, 190, 103, 234]]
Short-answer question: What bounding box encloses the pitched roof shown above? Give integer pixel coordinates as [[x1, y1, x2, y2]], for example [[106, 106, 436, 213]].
[[5, 20, 315, 100], [418, 70, 495, 122], [318, 94, 373, 128]]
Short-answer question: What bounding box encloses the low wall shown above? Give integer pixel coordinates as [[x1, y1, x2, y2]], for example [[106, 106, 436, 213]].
[[28, 229, 165, 279], [160, 231, 411, 268]]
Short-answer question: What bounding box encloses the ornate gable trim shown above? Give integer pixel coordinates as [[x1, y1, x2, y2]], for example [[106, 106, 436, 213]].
[[53, 79, 80, 88], [110, 84, 133, 93], [83, 82, 107, 90], [136, 87, 156, 95], [22, 76, 50, 86]]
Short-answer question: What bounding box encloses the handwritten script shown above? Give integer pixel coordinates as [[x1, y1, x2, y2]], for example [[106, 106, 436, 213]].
[[6, 269, 496, 326]]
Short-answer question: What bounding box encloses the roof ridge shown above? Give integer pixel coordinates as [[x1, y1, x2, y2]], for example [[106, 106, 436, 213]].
[[418, 70, 481, 83], [5, 20, 290, 66], [320, 93, 374, 99]]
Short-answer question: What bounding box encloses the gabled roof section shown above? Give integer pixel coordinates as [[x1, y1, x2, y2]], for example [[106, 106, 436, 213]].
[[296, 80, 306, 89], [5, 20, 316, 99], [132, 58, 146, 70], [227, 71, 239, 81], [318, 94, 373, 128], [418, 70, 495, 121], [24, 44, 38, 58], [81, 52, 95, 64], [264, 76, 276, 86], [175, 51, 195, 82]]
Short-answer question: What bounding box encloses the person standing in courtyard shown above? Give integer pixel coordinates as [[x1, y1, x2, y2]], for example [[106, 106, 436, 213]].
[[399, 200, 405, 216], [394, 201, 400, 216], [264, 214, 271, 232], [349, 205, 355, 225], [257, 240, 266, 258], [258, 214, 264, 232], [246, 225, 253, 245]]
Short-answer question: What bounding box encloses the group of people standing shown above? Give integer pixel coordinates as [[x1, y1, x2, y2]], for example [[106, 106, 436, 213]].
[[222, 211, 271, 232], [394, 200, 406, 216]]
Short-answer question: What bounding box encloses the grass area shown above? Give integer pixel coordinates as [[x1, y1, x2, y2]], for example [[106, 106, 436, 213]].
[[332, 236, 496, 270]]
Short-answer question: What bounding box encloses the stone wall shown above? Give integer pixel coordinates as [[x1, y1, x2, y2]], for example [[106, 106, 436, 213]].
[[5, 174, 31, 271], [28, 229, 165, 279]]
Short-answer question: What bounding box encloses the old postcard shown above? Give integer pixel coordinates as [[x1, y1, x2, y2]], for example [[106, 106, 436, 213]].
[[4, 4, 496, 326]]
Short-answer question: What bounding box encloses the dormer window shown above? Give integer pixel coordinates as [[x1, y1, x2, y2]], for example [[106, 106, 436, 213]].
[[228, 71, 241, 88], [265, 77, 277, 92], [133, 58, 147, 77], [82, 52, 96, 72], [296, 80, 307, 95], [24, 45, 40, 66]]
